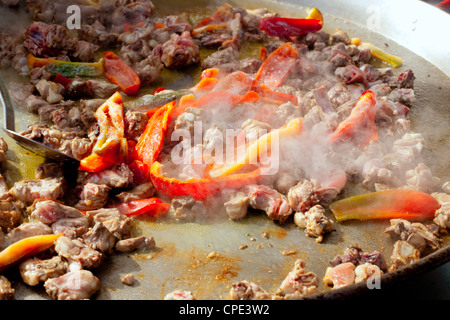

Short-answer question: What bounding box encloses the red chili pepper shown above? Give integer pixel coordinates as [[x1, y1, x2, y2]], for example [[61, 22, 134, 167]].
[[103, 51, 141, 96], [54, 73, 72, 88], [150, 161, 262, 200], [134, 101, 175, 166], [259, 17, 323, 37], [111, 198, 170, 217]]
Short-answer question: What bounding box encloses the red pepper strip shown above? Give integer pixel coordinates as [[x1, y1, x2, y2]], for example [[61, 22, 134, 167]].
[[103, 51, 141, 96], [212, 71, 254, 96], [135, 101, 175, 166], [256, 84, 298, 105], [329, 90, 377, 147], [259, 17, 322, 37], [54, 73, 72, 88], [128, 160, 151, 184], [0, 233, 63, 272], [111, 198, 170, 217], [150, 161, 262, 200], [253, 43, 299, 90], [79, 151, 118, 172], [329, 190, 441, 222], [437, 0, 450, 9]]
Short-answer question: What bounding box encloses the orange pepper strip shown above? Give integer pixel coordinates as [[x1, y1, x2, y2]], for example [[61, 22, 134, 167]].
[[329, 190, 441, 222], [135, 101, 175, 166], [150, 161, 262, 200], [0, 234, 63, 272], [103, 51, 141, 96], [253, 43, 300, 90], [329, 90, 377, 147]]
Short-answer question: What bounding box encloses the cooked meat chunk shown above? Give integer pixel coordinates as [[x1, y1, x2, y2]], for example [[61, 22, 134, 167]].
[[434, 203, 450, 230], [35, 79, 64, 104], [80, 163, 134, 188], [293, 205, 334, 243], [160, 31, 200, 69], [51, 216, 90, 239], [35, 163, 65, 179], [0, 137, 8, 163], [201, 46, 239, 71], [329, 245, 387, 271], [54, 236, 103, 269], [222, 190, 249, 220], [11, 177, 64, 203], [354, 263, 382, 284], [23, 22, 71, 57], [3, 222, 52, 248], [30, 200, 85, 225], [74, 183, 111, 211], [385, 219, 441, 252], [245, 185, 292, 223], [388, 240, 421, 271], [121, 273, 135, 286], [70, 40, 99, 62], [275, 259, 319, 299], [287, 179, 321, 213], [323, 262, 355, 289], [44, 270, 100, 300], [124, 111, 149, 141], [115, 236, 155, 253], [83, 221, 119, 253], [230, 280, 271, 300], [362, 159, 401, 191], [85, 208, 133, 240], [170, 196, 207, 221], [405, 162, 440, 194], [116, 182, 155, 203], [19, 256, 68, 286], [0, 275, 14, 300], [0, 200, 22, 232], [164, 290, 196, 300]]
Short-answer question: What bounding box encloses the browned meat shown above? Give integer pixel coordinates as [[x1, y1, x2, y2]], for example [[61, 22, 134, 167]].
[[115, 182, 155, 203], [121, 273, 135, 286], [0, 200, 22, 232], [70, 40, 99, 62], [230, 280, 271, 300], [329, 245, 387, 272], [115, 236, 155, 253], [54, 236, 103, 269], [85, 208, 133, 240], [293, 205, 334, 243], [11, 177, 64, 203], [30, 200, 85, 225], [396, 69, 415, 89], [111, 0, 155, 33], [287, 179, 321, 213], [52, 216, 90, 239], [124, 110, 149, 141], [434, 203, 450, 230], [0, 137, 8, 163], [78, 21, 118, 48], [19, 256, 68, 286], [335, 65, 367, 87], [23, 22, 71, 57], [3, 222, 52, 248], [35, 79, 64, 104], [44, 269, 100, 300], [74, 183, 111, 211], [222, 190, 249, 220], [134, 52, 164, 85], [0, 275, 14, 300], [201, 46, 239, 71], [160, 31, 200, 69], [164, 290, 196, 300], [274, 259, 319, 299], [169, 195, 207, 221], [388, 240, 420, 271], [80, 163, 134, 188], [245, 185, 292, 223]]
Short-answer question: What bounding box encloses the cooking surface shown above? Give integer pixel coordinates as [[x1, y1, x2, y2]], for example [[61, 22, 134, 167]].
[[0, 0, 449, 300]]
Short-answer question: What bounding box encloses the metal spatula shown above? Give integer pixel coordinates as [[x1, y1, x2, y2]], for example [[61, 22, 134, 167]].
[[0, 78, 78, 163]]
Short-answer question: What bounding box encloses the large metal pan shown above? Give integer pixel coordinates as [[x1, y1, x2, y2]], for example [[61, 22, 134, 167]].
[[1, 0, 449, 300]]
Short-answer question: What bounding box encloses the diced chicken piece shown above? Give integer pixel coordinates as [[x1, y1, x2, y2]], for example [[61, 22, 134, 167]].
[[385, 219, 441, 252], [0, 275, 14, 300], [0, 201, 24, 235], [164, 289, 196, 300], [19, 256, 68, 286], [51, 216, 90, 239], [44, 270, 100, 300], [222, 190, 249, 220], [405, 163, 440, 194], [80, 163, 134, 188], [434, 203, 450, 230], [329, 245, 387, 271], [323, 262, 355, 289], [74, 183, 111, 211], [275, 259, 319, 299], [116, 182, 155, 203], [115, 236, 155, 253], [245, 185, 292, 223], [54, 236, 103, 269], [30, 200, 85, 225], [230, 280, 271, 300], [288, 179, 321, 213], [35, 79, 64, 104], [11, 177, 64, 203], [3, 222, 52, 247], [85, 208, 133, 240], [169, 196, 207, 221], [83, 222, 118, 253], [388, 240, 421, 271], [293, 205, 334, 243], [121, 273, 135, 286], [354, 263, 382, 283]]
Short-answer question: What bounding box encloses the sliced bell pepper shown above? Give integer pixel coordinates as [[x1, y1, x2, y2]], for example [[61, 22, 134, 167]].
[[305, 8, 324, 22], [27, 54, 104, 78], [256, 84, 298, 105], [259, 17, 322, 37], [0, 233, 63, 272], [253, 42, 299, 90], [330, 90, 377, 147], [212, 71, 254, 96], [79, 152, 118, 172], [128, 160, 152, 184], [329, 189, 441, 222], [124, 89, 190, 112], [208, 117, 303, 178], [111, 198, 170, 217], [361, 43, 403, 68], [150, 161, 262, 200], [103, 51, 141, 95], [134, 101, 175, 166]]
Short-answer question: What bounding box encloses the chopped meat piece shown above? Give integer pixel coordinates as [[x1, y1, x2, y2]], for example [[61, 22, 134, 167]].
[[0, 137, 8, 163], [70, 40, 99, 62], [23, 22, 71, 57], [116, 182, 155, 203], [170, 196, 207, 221], [335, 65, 367, 86], [396, 69, 415, 89], [80, 163, 134, 188], [44, 270, 100, 300], [384, 219, 441, 252], [115, 236, 155, 253], [405, 162, 440, 194], [388, 240, 421, 271], [201, 46, 239, 70], [293, 205, 334, 243], [35, 79, 64, 104], [54, 236, 103, 269], [134, 52, 164, 85], [85, 208, 133, 240], [30, 200, 85, 225], [19, 256, 68, 286], [0, 275, 14, 300], [0, 200, 23, 232], [222, 190, 249, 220], [160, 31, 200, 69], [11, 177, 64, 203], [245, 185, 292, 223], [287, 179, 321, 213], [323, 262, 355, 289], [275, 259, 319, 299], [74, 183, 111, 211], [121, 273, 135, 286], [83, 221, 118, 253], [85, 79, 120, 99], [124, 111, 149, 141], [3, 222, 52, 248], [329, 245, 387, 271], [434, 203, 450, 230], [354, 263, 382, 283], [35, 163, 65, 179], [164, 289, 196, 300], [51, 216, 90, 239], [362, 159, 401, 191], [230, 280, 271, 300]]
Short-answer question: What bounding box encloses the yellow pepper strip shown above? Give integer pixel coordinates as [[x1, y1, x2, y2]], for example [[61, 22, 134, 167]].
[[350, 38, 362, 46], [306, 8, 323, 24], [361, 42, 403, 68], [208, 117, 303, 178], [0, 233, 63, 272]]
